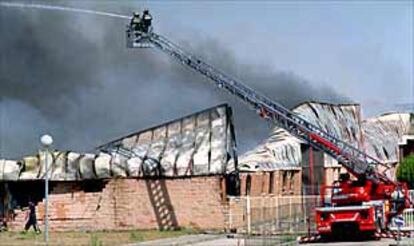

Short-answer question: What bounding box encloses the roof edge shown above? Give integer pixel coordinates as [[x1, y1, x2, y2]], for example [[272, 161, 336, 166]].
[[96, 103, 230, 149], [291, 101, 360, 110]]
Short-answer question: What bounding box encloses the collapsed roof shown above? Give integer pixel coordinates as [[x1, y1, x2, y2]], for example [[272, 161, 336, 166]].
[[238, 102, 414, 172], [2, 101, 412, 178], [0, 104, 237, 181]]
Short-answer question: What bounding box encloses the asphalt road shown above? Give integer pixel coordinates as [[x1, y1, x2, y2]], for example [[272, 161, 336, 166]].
[[309, 238, 399, 246], [131, 234, 413, 246], [196, 238, 412, 245]]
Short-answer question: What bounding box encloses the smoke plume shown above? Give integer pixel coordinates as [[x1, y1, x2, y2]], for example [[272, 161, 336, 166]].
[[0, 3, 350, 158]]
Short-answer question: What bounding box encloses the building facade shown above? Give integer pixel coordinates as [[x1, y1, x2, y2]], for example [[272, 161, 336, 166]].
[[0, 104, 238, 231], [237, 102, 414, 195]]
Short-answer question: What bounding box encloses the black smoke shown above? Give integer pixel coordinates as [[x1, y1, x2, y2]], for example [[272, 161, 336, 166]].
[[0, 3, 350, 158]]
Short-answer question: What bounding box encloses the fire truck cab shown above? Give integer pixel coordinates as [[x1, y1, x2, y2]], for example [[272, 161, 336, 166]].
[[316, 173, 408, 239]]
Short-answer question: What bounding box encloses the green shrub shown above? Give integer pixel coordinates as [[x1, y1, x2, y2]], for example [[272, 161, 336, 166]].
[[396, 154, 414, 188]]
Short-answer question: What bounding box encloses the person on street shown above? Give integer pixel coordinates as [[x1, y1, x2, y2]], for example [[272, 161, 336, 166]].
[[24, 201, 40, 234]]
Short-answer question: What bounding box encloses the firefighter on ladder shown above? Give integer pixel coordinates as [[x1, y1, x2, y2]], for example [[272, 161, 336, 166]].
[[130, 12, 142, 33], [142, 9, 152, 33]]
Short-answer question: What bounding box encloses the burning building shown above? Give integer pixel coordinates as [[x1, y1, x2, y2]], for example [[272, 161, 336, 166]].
[[237, 102, 414, 196], [0, 101, 412, 232], [0, 104, 238, 231]]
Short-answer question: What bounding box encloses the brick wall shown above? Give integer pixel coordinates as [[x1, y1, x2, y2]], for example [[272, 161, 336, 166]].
[[324, 166, 346, 186], [239, 170, 301, 196], [8, 176, 226, 231]]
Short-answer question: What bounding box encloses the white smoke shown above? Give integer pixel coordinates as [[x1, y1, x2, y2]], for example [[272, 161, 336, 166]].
[[0, 2, 129, 19]]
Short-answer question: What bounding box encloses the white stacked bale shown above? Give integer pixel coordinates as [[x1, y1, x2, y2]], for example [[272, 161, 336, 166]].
[[101, 104, 233, 177], [127, 157, 142, 177], [144, 139, 166, 176], [176, 117, 196, 176], [66, 152, 81, 180], [121, 135, 138, 149], [193, 112, 211, 175], [79, 153, 96, 179], [160, 122, 181, 176], [111, 153, 127, 177], [51, 151, 67, 180], [127, 145, 148, 177], [95, 153, 111, 178], [20, 156, 40, 180], [2, 160, 20, 180], [130, 131, 151, 177], [143, 126, 167, 176], [39, 150, 54, 179], [210, 107, 227, 174]]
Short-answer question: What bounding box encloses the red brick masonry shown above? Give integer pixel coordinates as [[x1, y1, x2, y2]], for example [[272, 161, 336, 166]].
[[9, 177, 226, 231]]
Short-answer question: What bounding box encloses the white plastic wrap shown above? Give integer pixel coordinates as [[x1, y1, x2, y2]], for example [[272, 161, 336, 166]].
[[66, 152, 81, 180], [95, 153, 111, 178], [2, 160, 20, 180], [51, 151, 66, 180], [79, 153, 96, 179], [20, 156, 40, 180]]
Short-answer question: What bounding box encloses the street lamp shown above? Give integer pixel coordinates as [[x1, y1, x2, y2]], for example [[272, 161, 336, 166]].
[[40, 134, 53, 245]]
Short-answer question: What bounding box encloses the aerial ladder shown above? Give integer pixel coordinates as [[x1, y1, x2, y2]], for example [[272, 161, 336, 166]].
[[104, 10, 411, 240]]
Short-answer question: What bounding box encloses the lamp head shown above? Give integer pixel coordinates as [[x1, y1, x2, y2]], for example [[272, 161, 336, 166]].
[[40, 134, 53, 147]]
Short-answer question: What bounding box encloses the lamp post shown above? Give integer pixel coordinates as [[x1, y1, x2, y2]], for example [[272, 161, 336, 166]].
[[40, 134, 53, 245]]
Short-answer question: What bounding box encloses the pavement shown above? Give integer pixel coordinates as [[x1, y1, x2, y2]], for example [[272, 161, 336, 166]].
[[129, 234, 414, 246], [129, 234, 274, 246], [309, 239, 401, 246], [129, 234, 227, 246]]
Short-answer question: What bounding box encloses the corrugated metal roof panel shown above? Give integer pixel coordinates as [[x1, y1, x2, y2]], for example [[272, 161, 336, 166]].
[[238, 102, 414, 172], [0, 104, 236, 180]]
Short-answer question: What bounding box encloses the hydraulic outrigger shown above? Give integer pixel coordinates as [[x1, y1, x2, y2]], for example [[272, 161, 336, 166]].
[[101, 10, 411, 241]]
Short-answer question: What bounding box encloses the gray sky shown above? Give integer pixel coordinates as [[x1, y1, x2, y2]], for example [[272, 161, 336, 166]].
[[147, 1, 413, 116], [0, 1, 412, 158]]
